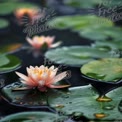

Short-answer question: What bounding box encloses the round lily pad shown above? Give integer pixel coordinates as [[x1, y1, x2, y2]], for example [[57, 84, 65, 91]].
[[48, 15, 113, 30], [81, 58, 122, 82], [48, 15, 122, 41], [92, 40, 122, 51], [0, 19, 9, 29], [63, 0, 122, 8], [48, 85, 122, 120], [1, 80, 70, 108], [0, 54, 21, 74], [0, 111, 65, 122], [45, 46, 118, 67]]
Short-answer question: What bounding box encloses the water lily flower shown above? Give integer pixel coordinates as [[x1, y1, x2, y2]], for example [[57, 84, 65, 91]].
[[15, 65, 70, 92], [14, 8, 44, 25], [26, 36, 61, 49]]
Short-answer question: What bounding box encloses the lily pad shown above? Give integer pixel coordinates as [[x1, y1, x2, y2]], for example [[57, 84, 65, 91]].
[[48, 15, 122, 41], [0, 54, 21, 74], [45, 46, 118, 67], [0, 43, 22, 53], [79, 27, 122, 41], [0, 54, 10, 67], [63, 0, 122, 8], [0, 111, 66, 122], [1, 80, 70, 108], [92, 40, 122, 51], [48, 15, 113, 30], [1, 82, 122, 120], [81, 58, 122, 82], [0, 2, 39, 16], [0, 19, 9, 29], [48, 85, 122, 120]]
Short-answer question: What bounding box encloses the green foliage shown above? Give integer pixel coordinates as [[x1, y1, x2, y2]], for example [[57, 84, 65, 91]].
[[48, 15, 122, 41], [0, 19, 9, 29], [0, 54, 21, 74], [2, 82, 122, 120], [92, 40, 122, 51], [49, 85, 122, 120], [64, 0, 122, 8], [45, 46, 118, 67], [0, 112, 65, 122], [81, 58, 122, 82]]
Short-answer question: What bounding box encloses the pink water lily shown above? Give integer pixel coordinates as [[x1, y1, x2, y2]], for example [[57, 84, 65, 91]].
[[26, 36, 61, 49], [15, 65, 70, 92], [14, 8, 40, 25]]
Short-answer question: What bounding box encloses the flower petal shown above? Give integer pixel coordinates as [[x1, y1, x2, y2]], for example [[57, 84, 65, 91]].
[[50, 41, 62, 48], [26, 37, 34, 46], [15, 72, 29, 81], [38, 80, 45, 86], [52, 71, 68, 84]]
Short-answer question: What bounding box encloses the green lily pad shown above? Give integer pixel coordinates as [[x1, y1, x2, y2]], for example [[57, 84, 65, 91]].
[[81, 58, 122, 82], [0, 54, 21, 74], [79, 27, 122, 41], [0, 2, 39, 15], [48, 15, 113, 30], [2, 82, 122, 120], [48, 85, 122, 120], [63, 0, 101, 8], [0, 54, 10, 67], [48, 15, 122, 41], [0, 43, 22, 53], [45, 46, 118, 67], [63, 0, 122, 8], [1, 80, 70, 108], [0, 19, 9, 29], [0, 111, 66, 122], [92, 40, 122, 51]]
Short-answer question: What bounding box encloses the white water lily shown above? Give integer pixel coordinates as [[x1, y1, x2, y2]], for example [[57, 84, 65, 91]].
[[15, 65, 70, 92]]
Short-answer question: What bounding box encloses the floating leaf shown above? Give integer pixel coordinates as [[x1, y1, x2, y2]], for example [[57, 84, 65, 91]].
[[48, 15, 113, 30], [0, 54, 10, 67], [0, 43, 22, 53], [48, 15, 122, 41], [63, 0, 101, 8], [81, 58, 122, 82], [63, 0, 122, 8], [0, 54, 21, 74], [79, 27, 122, 41], [45, 46, 118, 67], [1, 80, 70, 108], [2, 82, 122, 120], [92, 40, 122, 51], [48, 85, 122, 120], [0, 19, 9, 29], [0, 111, 66, 122]]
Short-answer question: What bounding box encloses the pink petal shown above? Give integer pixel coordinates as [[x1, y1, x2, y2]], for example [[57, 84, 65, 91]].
[[52, 71, 68, 84], [26, 37, 34, 46], [15, 72, 29, 81], [50, 41, 62, 48], [20, 80, 35, 86], [49, 68, 58, 79]]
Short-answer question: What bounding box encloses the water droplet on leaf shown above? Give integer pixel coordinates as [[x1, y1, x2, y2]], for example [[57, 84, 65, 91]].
[[103, 105, 115, 110], [96, 95, 112, 102], [55, 104, 65, 108], [94, 113, 108, 119]]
